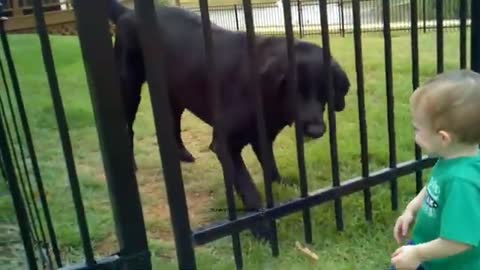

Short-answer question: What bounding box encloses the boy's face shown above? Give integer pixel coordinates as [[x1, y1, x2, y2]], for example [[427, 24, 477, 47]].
[[411, 106, 445, 157]]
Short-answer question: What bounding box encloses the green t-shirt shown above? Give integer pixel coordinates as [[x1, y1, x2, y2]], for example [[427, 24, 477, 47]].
[[412, 153, 480, 270]]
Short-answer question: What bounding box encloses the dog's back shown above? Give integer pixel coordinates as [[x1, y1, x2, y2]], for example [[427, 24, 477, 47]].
[[109, 1, 292, 123]]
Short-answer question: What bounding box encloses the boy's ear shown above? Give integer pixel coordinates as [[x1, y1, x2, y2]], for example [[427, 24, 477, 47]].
[[438, 130, 453, 145]]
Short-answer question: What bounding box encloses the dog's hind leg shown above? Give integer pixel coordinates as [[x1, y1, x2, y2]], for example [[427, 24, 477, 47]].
[[229, 148, 262, 211], [114, 37, 144, 171], [171, 100, 195, 163], [208, 131, 217, 153], [120, 74, 143, 171]]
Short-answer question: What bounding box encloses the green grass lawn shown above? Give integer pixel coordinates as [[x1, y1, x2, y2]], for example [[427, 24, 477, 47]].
[[0, 29, 470, 270]]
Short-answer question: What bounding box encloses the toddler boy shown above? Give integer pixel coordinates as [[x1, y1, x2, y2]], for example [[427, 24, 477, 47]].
[[391, 70, 480, 270]]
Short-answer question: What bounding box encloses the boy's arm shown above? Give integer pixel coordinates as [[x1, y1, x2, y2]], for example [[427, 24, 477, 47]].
[[414, 238, 471, 261], [404, 186, 427, 215], [414, 180, 480, 262]]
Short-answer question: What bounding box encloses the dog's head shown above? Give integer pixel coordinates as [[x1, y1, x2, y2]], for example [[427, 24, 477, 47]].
[[260, 41, 350, 139]]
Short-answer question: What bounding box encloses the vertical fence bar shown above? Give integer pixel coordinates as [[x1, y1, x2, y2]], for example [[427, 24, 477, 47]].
[[405, 1, 410, 30], [473, 0, 480, 72], [30, 0, 95, 265], [377, 0, 381, 31], [132, 0, 197, 269], [436, 0, 443, 73], [410, 0, 423, 193], [320, 0, 344, 231], [459, 0, 467, 69], [444, 0, 449, 27], [382, 0, 398, 211], [399, 1, 403, 30], [281, 0, 313, 244], [297, 0, 303, 38], [72, 1, 152, 268], [352, 0, 371, 222], [242, 0, 279, 256], [234, 5, 240, 31], [340, 0, 345, 37], [0, 106, 37, 270], [422, 0, 426, 33], [197, 0, 243, 268], [0, 155, 5, 180], [0, 14, 62, 269]]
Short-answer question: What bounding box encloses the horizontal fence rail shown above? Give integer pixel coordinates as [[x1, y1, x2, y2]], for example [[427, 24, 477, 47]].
[[192, 158, 436, 245]]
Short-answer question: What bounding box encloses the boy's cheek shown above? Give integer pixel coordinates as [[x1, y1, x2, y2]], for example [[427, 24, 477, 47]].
[[415, 140, 429, 153], [414, 137, 424, 148]]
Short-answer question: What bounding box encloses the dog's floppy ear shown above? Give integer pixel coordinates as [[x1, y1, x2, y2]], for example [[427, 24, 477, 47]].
[[331, 62, 350, 112], [259, 54, 287, 96], [259, 54, 296, 121]]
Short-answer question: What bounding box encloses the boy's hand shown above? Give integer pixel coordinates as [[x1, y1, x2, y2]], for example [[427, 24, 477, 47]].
[[391, 245, 422, 270], [393, 210, 415, 244]]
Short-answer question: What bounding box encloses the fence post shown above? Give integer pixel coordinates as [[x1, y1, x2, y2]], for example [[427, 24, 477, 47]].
[[234, 4, 240, 31], [297, 0, 303, 38], [132, 0, 197, 269], [72, 0, 151, 268], [472, 0, 480, 72], [12, 0, 22, 16]]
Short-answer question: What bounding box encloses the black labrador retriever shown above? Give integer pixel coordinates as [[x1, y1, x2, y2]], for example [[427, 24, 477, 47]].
[[109, 1, 350, 238]]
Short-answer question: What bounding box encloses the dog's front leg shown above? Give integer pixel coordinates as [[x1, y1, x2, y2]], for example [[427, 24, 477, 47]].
[[230, 147, 273, 241], [251, 139, 281, 183]]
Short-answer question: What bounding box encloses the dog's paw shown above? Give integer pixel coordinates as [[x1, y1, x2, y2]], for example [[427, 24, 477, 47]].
[[246, 209, 274, 241], [250, 219, 274, 243], [271, 172, 281, 183], [179, 148, 195, 163], [208, 141, 217, 154]]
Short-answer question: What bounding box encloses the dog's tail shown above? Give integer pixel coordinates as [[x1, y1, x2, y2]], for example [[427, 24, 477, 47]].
[[109, 0, 130, 24]]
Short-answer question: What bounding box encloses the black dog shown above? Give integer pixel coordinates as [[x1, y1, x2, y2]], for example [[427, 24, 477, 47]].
[[109, 1, 350, 238]]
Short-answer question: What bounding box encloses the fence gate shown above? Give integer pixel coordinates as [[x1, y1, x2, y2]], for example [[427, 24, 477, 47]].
[[0, 0, 480, 269], [0, 0, 150, 269]]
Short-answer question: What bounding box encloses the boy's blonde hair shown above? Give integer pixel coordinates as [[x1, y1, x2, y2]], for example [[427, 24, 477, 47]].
[[410, 69, 480, 144]]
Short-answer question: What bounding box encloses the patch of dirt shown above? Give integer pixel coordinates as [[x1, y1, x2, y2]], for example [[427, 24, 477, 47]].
[[140, 181, 214, 241], [132, 112, 220, 243], [90, 113, 220, 253], [93, 182, 214, 256], [94, 234, 118, 257]]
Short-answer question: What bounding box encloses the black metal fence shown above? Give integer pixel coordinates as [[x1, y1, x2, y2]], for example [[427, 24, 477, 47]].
[[186, 0, 472, 37], [0, 0, 479, 269]]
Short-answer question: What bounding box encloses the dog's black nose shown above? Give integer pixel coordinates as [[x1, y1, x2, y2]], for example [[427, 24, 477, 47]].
[[305, 123, 325, 138]]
